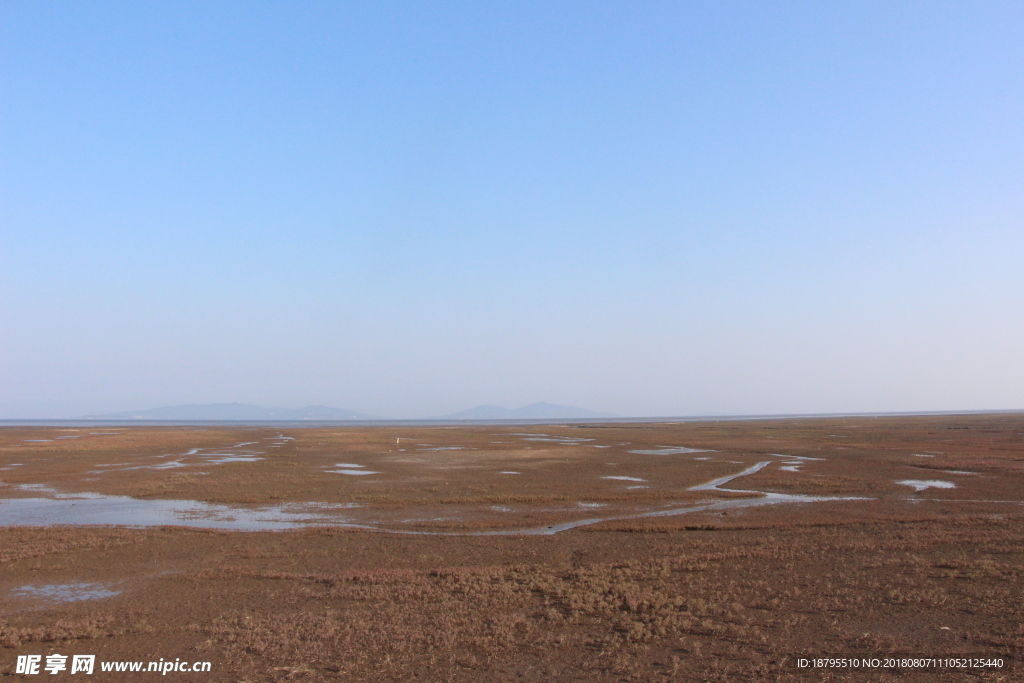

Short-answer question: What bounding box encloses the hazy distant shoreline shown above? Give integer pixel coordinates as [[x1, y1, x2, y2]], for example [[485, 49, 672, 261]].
[[2, 408, 1020, 429]]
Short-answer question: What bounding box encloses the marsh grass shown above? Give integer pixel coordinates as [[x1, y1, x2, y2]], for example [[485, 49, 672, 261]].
[[2, 415, 1022, 681]]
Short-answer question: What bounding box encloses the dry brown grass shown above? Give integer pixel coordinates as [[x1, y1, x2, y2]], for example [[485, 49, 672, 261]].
[[0, 527, 143, 565]]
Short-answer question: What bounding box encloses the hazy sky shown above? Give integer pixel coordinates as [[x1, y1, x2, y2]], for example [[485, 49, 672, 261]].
[[2, 1, 1023, 418]]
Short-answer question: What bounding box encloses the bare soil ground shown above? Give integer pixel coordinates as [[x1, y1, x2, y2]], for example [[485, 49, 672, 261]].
[[1, 415, 1021, 681]]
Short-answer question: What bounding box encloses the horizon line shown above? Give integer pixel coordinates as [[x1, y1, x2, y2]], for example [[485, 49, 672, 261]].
[[2, 407, 1022, 428]]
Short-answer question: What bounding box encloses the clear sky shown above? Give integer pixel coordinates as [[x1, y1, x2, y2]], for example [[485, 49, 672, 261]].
[[2, 1, 1022, 418]]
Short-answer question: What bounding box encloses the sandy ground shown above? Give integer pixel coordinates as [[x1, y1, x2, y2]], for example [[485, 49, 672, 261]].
[[1, 414, 1021, 681]]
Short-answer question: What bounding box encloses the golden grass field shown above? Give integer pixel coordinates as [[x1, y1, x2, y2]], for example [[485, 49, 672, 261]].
[[1, 414, 1021, 681]]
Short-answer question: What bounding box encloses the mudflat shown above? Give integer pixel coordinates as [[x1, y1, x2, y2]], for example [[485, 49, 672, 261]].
[[1, 415, 1021, 681]]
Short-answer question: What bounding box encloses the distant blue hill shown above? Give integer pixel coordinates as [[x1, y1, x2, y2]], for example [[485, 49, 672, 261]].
[[438, 402, 615, 420], [84, 403, 378, 420]]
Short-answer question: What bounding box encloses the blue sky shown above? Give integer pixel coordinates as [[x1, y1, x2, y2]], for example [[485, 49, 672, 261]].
[[2, 1, 1022, 418]]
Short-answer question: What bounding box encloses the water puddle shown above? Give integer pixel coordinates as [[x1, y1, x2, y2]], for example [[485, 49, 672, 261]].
[[400, 516, 458, 524], [629, 447, 711, 455], [898, 480, 956, 492], [91, 443, 265, 474], [511, 433, 594, 445], [206, 456, 263, 464], [328, 469, 379, 476], [0, 487, 365, 530], [90, 460, 188, 473], [602, 476, 646, 482], [520, 438, 592, 444], [10, 583, 121, 604], [498, 471, 521, 474], [690, 462, 772, 491]]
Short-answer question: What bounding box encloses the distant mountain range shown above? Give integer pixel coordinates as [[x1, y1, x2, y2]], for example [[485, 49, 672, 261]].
[[83, 401, 614, 421], [84, 403, 378, 420], [437, 402, 616, 420]]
